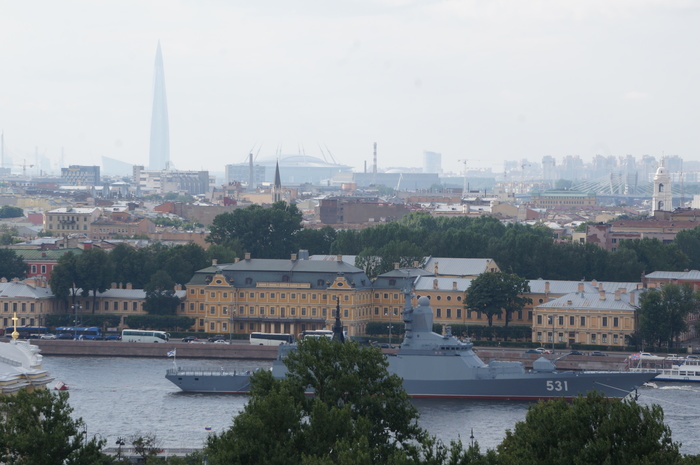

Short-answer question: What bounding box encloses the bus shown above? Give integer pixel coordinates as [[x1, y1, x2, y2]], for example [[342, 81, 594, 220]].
[[4, 326, 49, 339], [121, 329, 170, 343], [55, 326, 103, 340], [249, 332, 295, 346], [302, 330, 334, 340]]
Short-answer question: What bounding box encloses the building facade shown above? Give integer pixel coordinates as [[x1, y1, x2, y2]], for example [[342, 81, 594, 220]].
[[60, 165, 101, 186], [43, 207, 102, 235]]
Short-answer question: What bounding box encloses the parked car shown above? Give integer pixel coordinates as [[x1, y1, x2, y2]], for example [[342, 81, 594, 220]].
[[213, 339, 229, 345], [182, 336, 198, 343], [524, 349, 541, 354], [590, 351, 608, 356], [536, 347, 552, 354], [39, 334, 56, 340], [208, 335, 226, 343], [568, 350, 584, 356]]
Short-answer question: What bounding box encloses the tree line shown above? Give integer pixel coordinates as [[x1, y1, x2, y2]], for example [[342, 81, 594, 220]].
[[208, 206, 700, 281]]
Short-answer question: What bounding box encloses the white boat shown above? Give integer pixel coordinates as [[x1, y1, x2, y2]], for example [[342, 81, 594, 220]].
[[630, 357, 700, 382]]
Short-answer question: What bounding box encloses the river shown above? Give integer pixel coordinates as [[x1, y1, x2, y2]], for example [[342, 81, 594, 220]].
[[42, 356, 700, 456]]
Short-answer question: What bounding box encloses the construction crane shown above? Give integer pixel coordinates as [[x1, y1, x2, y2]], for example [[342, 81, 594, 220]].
[[5, 159, 34, 177]]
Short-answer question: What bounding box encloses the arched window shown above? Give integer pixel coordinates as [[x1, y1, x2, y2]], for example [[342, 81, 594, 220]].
[[658, 201, 664, 210], [659, 183, 664, 192]]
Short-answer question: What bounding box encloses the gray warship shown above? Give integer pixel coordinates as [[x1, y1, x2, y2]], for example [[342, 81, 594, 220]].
[[166, 291, 656, 400]]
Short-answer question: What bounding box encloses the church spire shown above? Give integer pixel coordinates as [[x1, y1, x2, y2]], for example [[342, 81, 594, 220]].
[[273, 161, 282, 202]]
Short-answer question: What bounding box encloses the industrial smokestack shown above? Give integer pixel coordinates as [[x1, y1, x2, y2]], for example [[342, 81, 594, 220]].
[[373, 142, 377, 176]]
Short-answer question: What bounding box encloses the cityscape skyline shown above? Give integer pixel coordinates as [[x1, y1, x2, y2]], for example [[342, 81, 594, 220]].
[[1, 2, 699, 176]]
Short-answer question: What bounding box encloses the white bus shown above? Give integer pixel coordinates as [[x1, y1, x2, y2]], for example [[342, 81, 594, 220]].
[[302, 330, 334, 340], [121, 329, 170, 343], [249, 332, 295, 346]]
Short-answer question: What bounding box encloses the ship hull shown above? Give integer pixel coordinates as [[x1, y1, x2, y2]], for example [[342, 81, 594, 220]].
[[166, 367, 654, 400]]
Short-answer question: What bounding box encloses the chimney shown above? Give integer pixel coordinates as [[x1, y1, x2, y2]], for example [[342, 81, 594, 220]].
[[434, 261, 439, 276], [619, 287, 627, 294], [433, 279, 439, 290], [630, 292, 635, 306], [591, 279, 597, 287], [126, 283, 132, 289], [545, 281, 550, 294], [291, 253, 297, 261], [636, 283, 643, 290], [413, 261, 419, 268], [614, 290, 621, 301], [578, 282, 584, 293], [41, 252, 46, 257], [598, 282, 603, 291], [212, 258, 218, 266], [394, 263, 400, 270], [234, 257, 240, 263], [245, 252, 251, 260], [336, 254, 343, 262], [599, 290, 606, 300], [452, 281, 457, 291], [174, 284, 182, 291], [111, 282, 117, 289]]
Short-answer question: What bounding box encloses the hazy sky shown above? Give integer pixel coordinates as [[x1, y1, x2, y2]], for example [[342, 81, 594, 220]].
[[1, 0, 699, 176]]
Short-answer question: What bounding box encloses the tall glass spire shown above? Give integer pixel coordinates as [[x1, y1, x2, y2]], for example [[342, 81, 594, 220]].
[[149, 42, 170, 170]]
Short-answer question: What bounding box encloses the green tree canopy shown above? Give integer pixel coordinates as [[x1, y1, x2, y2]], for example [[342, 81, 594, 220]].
[[465, 271, 531, 328], [77, 248, 114, 314], [497, 392, 682, 465], [208, 201, 303, 259], [205, 338, 428, 465], [0, 205, 23, 218], [638, 283, 700, 349], [0, 248, 28, 281], [0, 389, 110, 465], [143, 270, 181, 315]]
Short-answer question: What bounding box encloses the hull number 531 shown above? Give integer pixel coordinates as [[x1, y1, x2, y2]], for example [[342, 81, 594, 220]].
[[546, 380, 569, 391]]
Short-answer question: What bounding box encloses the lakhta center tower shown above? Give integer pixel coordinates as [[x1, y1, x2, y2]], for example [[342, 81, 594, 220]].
[[149, 42, 170, 170]]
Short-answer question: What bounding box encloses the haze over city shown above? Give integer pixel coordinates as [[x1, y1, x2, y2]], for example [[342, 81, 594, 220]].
[[1, 0, 699, 176]]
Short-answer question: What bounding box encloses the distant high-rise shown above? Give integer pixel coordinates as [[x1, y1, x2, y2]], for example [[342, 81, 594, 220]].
[[149, 42, 170, 170]]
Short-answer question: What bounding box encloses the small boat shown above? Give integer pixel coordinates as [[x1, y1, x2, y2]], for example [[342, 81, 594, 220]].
[[166, 290, 656, 400], [630, 357, 700, 382]]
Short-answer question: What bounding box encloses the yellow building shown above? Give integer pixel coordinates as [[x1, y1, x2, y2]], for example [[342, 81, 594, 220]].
[[532, 284, 641, 347], [183, 255, 373, 338], [0, 278, 57, 330], [43, 207, 101, 235]]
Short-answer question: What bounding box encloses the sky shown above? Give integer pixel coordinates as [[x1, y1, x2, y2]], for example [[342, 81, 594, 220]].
[[1, 0, 699, 177]]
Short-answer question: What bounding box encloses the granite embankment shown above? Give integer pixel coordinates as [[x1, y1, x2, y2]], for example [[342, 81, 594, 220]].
[[30, 340, 630, 370]]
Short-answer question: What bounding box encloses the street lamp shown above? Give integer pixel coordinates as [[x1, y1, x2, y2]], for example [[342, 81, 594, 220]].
[[115, 437, 125, 461], [71, 304, 82, 339]]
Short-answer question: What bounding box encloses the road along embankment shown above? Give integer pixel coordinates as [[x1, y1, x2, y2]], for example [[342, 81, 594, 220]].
[[30, 341, 631, 371], [31, 340, 279, 360]]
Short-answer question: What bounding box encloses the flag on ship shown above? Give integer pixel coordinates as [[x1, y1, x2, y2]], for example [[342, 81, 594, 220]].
[[167, 349, 176, 357]]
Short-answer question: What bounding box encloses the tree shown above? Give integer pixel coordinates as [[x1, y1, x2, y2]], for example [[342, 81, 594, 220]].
[[465, 272, 531, 328], [205, 338, 428, 465], [49, 251, 81, 311], [130, 433, 161, 465], [0, 225, 18, 245], [0, 205, 23, 218], [143, 270, 181, 315], [497, 392, 682, 465], [675, 226, 700, 270], [0, 248, 27, 280], [77, 248, 114, 314], [295, 226, 337, 255], [208, 202, 303, 259], [0, 389, 111, 465], [638, 283, 700, 349]]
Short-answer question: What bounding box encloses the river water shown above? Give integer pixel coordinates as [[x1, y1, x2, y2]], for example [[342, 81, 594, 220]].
[[42, 356, 700, 456]]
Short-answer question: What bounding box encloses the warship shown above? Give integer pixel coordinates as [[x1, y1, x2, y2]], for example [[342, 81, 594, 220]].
[[166, 291, 656, 400]]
